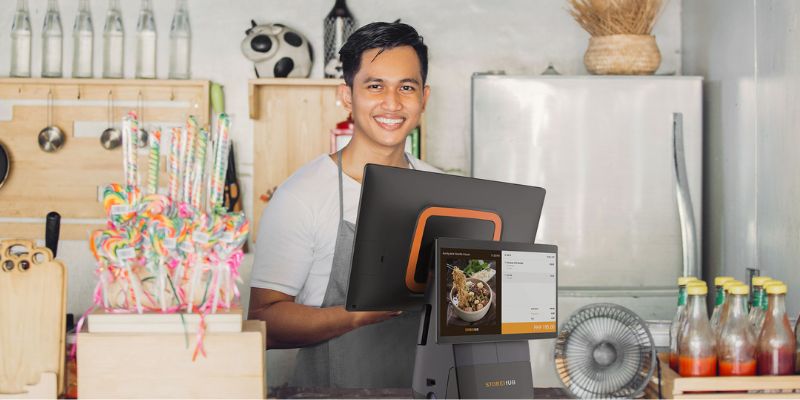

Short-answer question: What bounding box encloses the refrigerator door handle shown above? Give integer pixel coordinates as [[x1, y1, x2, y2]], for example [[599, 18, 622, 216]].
[[673, 112, 699, 278]]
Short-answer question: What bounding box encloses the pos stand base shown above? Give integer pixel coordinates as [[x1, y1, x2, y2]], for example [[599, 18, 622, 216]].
[[411, 276, 533, 399]]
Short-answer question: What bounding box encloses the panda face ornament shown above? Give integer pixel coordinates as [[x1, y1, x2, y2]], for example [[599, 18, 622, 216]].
[[241, 20, 313, 78], [340, 46, 430, 150]]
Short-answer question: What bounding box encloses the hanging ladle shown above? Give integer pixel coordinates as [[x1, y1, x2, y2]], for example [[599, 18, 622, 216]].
[[37, 89, 65, 152], [136, 91, 149, 148], [100, 91, 121, 150]]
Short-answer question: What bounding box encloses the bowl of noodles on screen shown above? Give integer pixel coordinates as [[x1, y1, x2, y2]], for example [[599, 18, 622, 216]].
[[450, 268, 494, 323]]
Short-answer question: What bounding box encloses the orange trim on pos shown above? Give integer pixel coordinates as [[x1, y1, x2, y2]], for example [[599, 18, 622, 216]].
[[405, 207, 502, 293]]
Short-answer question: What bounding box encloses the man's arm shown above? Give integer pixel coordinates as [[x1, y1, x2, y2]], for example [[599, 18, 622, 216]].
[[248, 287, 400, 349]]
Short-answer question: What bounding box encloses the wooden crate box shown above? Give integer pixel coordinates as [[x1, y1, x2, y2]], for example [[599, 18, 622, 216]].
[[78, 320, 265, 398], [646, 353, 800, 399]]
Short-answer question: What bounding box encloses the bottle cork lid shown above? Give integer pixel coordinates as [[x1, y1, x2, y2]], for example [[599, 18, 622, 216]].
[[723, 280, 742, 291], [765, 283, 787, 294], [714, 276, 734, 286], [729, 284, 749, 295], [763, 280, 783, 288], [752, 276, 772, 286], [678, 276, 698, 286], [687, 285, 708, 295]]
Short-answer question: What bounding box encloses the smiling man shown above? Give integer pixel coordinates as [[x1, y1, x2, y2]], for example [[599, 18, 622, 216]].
[[248, 22, 439, 388]]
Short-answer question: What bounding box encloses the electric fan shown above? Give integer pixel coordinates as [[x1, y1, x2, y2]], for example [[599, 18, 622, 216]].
[[554, 303, 656, 399]]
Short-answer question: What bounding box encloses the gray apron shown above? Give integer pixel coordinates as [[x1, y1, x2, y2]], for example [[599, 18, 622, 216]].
[[291, 152, 420, 388]]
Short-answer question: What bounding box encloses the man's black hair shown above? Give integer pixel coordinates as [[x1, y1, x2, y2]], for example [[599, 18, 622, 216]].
[[339, 21, 428, 88]]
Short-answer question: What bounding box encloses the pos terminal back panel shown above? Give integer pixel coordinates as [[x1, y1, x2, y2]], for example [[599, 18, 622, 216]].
[[346, 164, 546, 311]]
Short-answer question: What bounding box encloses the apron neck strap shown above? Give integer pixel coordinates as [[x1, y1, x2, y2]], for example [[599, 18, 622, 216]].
[[336, 151, 415, 222], [337, 151, 345, 223]]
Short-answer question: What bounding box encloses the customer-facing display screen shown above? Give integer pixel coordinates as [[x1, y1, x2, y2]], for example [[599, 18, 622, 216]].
[[439, 246, 557, 340]]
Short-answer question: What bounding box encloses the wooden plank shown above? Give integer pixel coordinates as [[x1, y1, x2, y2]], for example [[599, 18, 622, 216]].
[[248, 78, 429, 240], [0, 372, 56, 399], [674, 375, 800, 393], [250, 78, 343, 87], [78, 320, 266, 399], [87, 307, 244, 333], [0, 223, 98, 241], [0, 240, 66, 396], [675, 393, 800, 399], [251, 82, 347, 242], [647, 353, 800, 399], [0, 79, 209, 240], [248, 79, 342, 119]]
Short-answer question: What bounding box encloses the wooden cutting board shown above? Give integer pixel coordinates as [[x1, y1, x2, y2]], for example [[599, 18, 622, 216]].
[[0, 239, 66, 396]]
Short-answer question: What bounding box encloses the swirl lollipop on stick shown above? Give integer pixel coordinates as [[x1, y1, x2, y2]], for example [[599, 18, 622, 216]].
[[191, 128, 209, 210], [209, 114, 231, 210], [182, 117, 198, 204], [122, 112, 140, 190], [147, 129, 162, 195], [168, 127, 181, 202], [103, 184, 139, 227]]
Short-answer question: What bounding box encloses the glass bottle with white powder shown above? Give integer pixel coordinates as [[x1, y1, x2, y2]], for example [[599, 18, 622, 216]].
[[42, 0, 63, 78], [10, 0, 32, 78], [136, 0, 157, 79], [103, 0, 124, 78], [168, 0, 191, 79], [72, 0, 94, 78]]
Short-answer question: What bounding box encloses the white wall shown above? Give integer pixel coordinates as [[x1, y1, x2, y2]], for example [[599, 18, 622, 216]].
[[0, 0, 683, 388], [683, 0, 800, 317]]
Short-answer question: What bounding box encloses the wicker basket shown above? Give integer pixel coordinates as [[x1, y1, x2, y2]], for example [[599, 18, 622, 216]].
[[584, 34, 661, 75]]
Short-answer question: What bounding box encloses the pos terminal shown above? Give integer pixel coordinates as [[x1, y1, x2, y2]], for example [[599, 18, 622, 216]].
[[346, 165, 557, 398]]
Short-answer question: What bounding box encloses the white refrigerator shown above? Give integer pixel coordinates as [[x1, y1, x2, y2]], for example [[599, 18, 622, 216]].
[[471, 75, 702, 385]]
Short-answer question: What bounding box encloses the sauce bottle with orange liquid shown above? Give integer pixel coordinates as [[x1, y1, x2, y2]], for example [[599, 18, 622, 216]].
[[678, 281, 717, 377], [715, 279, 743, 341], [709, 276, 734, 334], [748, 276, 771, 332], [718, 283, 756, 376], [756, 282, 795, 375], [669, 276, 697, 371]]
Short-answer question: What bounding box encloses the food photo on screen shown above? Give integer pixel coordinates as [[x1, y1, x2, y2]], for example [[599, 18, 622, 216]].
[[442, 253, 502, 335]]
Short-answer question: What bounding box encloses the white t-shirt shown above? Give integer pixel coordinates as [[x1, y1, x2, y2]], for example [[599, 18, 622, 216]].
[[250, 153, 440, 307]]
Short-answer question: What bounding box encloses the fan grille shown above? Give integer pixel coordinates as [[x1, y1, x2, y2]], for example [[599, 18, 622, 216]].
[[554, 303, 655, 399]]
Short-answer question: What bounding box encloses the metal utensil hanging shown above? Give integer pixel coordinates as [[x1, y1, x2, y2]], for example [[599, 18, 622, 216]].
[[0, 141, 9, 189], [136, 90, 149, 147], [100, 90, 121, 150], [38, 89, 65, 152]]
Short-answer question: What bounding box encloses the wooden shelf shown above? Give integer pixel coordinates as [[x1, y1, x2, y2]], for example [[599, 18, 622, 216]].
[[248, 78, 427, 241], [0, 79, 210, 240], [249, 79, 347, 241], [646, 353, 800, 398], [249, 78, 343, 119]]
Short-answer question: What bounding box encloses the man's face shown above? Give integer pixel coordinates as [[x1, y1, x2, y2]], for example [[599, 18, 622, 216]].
[[340, 46, 430, 150]]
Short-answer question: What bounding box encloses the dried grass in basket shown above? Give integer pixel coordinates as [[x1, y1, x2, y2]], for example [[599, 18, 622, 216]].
[[568, 0, 666, 75]]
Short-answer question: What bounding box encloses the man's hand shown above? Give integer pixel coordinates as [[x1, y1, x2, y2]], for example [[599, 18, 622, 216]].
[[248, 287, 402, 349], [350, 310, 403, 329]]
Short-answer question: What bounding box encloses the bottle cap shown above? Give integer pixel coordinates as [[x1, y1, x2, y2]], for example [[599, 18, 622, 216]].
[[729, 284, 749, 295], [722, 280, 742, 291], [687, 285, 708, 295], [765, 283, 787, 294], [714, 276, 734, 286], [763, 280, 783, 287], [686, 280, 706, 287], [678, 276, 698, 286], [752, 276, 772, 286]]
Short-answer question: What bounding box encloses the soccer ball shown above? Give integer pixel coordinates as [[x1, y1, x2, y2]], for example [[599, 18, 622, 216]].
[[241, 20, 313, 78]]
